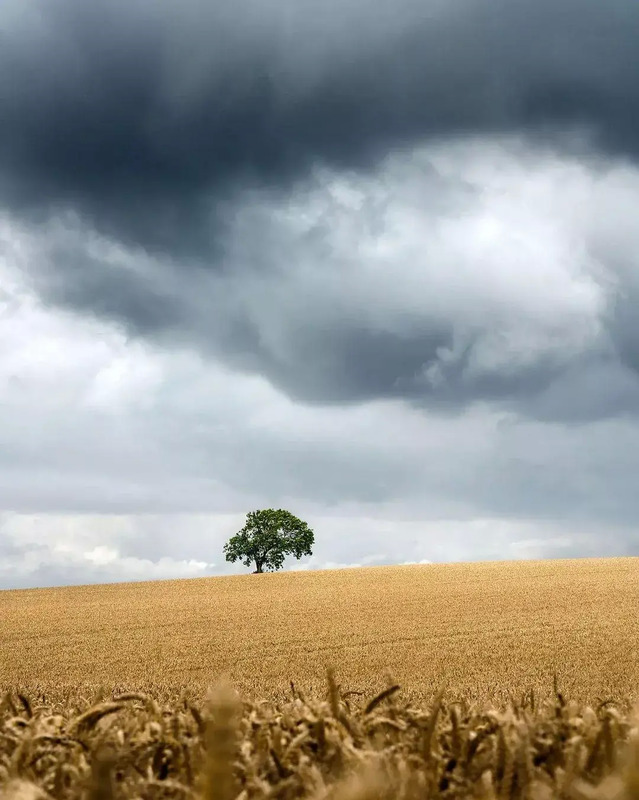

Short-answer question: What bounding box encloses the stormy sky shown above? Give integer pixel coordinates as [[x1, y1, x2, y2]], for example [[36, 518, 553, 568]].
[[1, 0, 639, 589]]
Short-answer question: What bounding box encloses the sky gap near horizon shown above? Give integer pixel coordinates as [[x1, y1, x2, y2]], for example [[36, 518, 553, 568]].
[[1, 0, 639, 589]]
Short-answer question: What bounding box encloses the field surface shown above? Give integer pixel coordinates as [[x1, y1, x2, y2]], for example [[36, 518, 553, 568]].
[[2, 557, 638, 708]]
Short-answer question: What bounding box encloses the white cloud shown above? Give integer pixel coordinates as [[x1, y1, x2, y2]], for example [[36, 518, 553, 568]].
[[224, 136, 619, 393], [84, 545, 119, 565]]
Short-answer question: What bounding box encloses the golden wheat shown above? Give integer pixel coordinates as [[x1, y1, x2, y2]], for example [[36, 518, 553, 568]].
[[2, 557, 639, 798], [2, 676, 639, 799], [1, 558, 638, 709]]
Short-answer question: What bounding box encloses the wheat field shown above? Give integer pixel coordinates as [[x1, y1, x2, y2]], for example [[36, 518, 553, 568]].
[[2, 557, 638, 708], [2, 557, 639, 799]]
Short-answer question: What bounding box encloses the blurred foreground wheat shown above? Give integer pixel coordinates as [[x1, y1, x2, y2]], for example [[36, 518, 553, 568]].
[[2, 671, 639, 800]]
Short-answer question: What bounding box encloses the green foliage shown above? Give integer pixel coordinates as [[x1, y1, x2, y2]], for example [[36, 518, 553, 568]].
[[223, 509, 314, 573]]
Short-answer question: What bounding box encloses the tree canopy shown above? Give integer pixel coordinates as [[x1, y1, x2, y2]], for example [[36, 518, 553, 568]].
[[223, 509, 314, 573]]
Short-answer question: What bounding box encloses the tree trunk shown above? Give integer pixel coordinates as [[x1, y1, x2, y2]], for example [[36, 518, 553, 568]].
[[253, 561, 264, 573]]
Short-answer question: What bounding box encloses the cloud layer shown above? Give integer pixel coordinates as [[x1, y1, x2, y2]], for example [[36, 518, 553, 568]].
[[3, 0, 639, 257], [3, 0, 639, 413], [7, 138, 639, 416]]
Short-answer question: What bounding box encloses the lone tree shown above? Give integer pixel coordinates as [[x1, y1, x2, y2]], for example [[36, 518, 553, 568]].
[[223, 509, 314, 573]]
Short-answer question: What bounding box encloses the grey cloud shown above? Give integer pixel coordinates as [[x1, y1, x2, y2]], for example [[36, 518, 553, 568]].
[[515, 359, 639, 424], [3, 273, 639, 589], [43, 244, 188, 338], [4, 322, 639, 531], [3, 0, 639, 425], [15, 138, 639, 419], [1, 0, 639, 259]]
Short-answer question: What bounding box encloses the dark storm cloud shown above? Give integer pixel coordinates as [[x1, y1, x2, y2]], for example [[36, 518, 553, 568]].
[[2, 0, 639, 256], [3, 0, 639, 415]]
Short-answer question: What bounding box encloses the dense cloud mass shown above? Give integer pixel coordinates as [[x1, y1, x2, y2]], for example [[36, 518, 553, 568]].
[[2, 0, 639, 251], [1, 0, 639, 587], [9, 141, 639, 415]]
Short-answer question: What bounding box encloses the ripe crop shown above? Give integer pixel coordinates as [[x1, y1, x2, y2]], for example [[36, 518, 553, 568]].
[[1, 557, 638, 798], [2, 678, 639, 799]]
